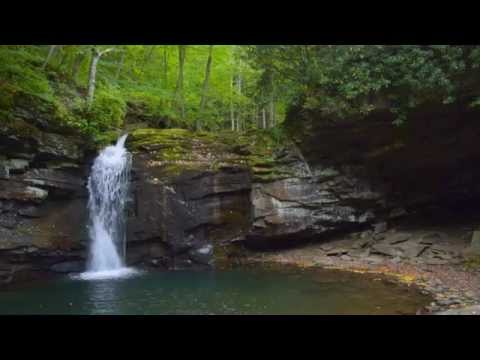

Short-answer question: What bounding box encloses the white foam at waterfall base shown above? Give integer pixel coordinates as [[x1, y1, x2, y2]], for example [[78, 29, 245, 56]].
[[78, 134, 136, 281], [76, 267, 140, 281]]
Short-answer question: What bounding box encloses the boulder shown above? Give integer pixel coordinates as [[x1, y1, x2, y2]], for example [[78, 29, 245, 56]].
[[189, 244, 214, 265]]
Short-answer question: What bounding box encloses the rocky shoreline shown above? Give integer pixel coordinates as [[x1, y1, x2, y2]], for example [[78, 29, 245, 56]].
[[244, 221, 480, 315]]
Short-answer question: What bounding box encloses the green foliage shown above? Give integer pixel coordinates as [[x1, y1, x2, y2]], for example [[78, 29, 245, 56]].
[[87, 86, 126, 131], [4, 44, 478, 142], [247, 45, 480, 124]]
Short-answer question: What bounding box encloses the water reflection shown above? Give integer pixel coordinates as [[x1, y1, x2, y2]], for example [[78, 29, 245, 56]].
[[0, 268, 432, 315], [86, 280, 123, 315]]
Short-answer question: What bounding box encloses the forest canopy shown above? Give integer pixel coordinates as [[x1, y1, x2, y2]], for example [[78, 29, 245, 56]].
[[1, 45, 480, 141]]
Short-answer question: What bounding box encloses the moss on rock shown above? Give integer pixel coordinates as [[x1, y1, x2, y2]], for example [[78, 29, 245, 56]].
[[127, 128, 294, 182]]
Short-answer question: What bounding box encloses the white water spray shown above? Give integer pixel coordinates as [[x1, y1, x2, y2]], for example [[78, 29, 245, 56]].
[[79, 134, 137, 280]]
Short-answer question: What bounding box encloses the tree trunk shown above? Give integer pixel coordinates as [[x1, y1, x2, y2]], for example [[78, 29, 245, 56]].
[[42, 45, 58, 70], [197, 45, 214, 130], [163, 46, 168, 87], [236, 74, 242, 132], [230, 75, 235, 131], [175, 45, 186, 120], [262, 108, 267, 129], [270, 99, 275, 128], [86, 47, 114, 109]]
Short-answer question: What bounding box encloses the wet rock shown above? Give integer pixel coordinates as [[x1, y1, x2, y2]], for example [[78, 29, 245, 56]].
[[50, 260, 85, 273], [189, 244, 214, 265], [340, 254, 351, 261]]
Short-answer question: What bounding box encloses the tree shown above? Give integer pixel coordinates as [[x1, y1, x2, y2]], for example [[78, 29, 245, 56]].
[[86, 47, 114, 109], [42, 45, 60, 70], [198, 45, 214, 130], [175, 45, 186, 120]]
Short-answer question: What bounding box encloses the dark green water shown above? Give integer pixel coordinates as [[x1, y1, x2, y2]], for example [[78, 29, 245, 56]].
[[0, 267, 431, 315]]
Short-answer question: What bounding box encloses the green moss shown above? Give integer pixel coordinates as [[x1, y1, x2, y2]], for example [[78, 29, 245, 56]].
[[464, 255, 480, 270], [128, 127, 291, 181]]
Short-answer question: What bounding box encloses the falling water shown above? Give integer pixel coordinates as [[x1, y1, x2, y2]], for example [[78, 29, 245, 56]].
[[79, 134, 137, 280]]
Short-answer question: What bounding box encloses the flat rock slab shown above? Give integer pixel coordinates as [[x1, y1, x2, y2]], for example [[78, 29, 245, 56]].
[[388, 232, 411, 245], [371, 243, 403, 257], [420, 232, 445, 245], [401, 244, 430, 258]]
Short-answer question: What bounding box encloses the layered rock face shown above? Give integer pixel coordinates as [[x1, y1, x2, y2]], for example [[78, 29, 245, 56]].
[[126, 130, 255, 268], [124, 128, 387, 267], [0, 99, 89, 284]]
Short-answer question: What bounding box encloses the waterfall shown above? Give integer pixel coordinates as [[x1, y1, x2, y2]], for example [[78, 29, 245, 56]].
[[79, 134, 137, 280]]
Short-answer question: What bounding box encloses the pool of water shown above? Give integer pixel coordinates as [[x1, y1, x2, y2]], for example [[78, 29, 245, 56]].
[[0, 266, 431, 315]]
